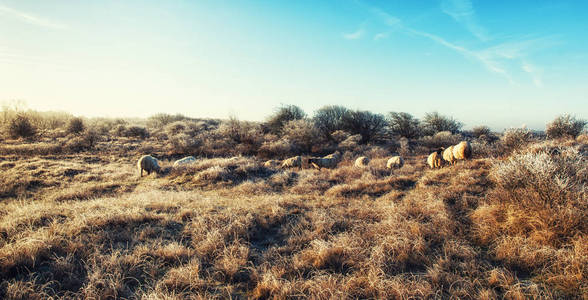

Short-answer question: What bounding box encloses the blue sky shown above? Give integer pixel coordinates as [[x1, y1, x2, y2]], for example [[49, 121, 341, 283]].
[[0, 0, 587, 130]]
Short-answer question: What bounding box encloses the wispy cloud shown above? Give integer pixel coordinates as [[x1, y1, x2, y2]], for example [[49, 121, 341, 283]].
[[406, 28, 514, 83], [373, 32, 389, 41], [0, 4, 67, 29], [441, 0, 488, 41], [357, 3, 552, 86], [343, 28, 365, 40], [522, 61, 543, 87], [369, 7, 402, 27]]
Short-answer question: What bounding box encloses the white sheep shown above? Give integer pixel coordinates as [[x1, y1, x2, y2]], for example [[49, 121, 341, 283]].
[[137, 155, 161, 177], [173, 156, 196, 167], [386, 156, 404, 169], [263, 159, 281, 168], [354, 156, 370, 167], [427, 148, 444, 169], [281, 156, 302, 170], [309, 151, 342, 170], [442, 145, 455, 165], [452, 141, 472, 161]]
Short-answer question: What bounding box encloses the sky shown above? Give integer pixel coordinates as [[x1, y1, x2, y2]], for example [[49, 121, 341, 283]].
[[0, 0, 587, 130]]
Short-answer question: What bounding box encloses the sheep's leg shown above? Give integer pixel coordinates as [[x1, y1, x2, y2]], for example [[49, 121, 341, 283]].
[[140, 169, 143, 177]]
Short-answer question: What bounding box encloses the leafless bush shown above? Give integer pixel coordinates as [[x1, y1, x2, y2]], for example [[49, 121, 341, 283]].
[[281, 119, 322, 153], [421, 111, 463, 135], [341, 110, 387, 144], [65, 129, 101, 152], [147, 113, 191, 128], [313, 105, 350, 140], [418, 131, 462, 149], [339, 134, 362, 151], [216, 118, 264, 156], [6, 114, 36, 139], [66, 117, 85, 134], [500, 127, 534, 154], [265, 104, 306, 134], [490, 146, 586, 209], [258, 139, 293, 158], [387, 112, 421, 138], [546, 114, 586, 139], [168, 133, 202, 155], [112, 124, 149, 139]]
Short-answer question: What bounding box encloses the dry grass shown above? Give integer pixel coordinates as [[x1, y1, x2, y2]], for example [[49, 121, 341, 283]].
[[0, 132, 585, 299]]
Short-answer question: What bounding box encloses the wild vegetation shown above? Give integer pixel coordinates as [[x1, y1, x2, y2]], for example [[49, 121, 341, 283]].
[[0, 102, 586, 299]]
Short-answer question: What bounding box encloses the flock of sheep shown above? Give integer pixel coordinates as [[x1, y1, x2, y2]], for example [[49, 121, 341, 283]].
[[136, 140, 472, 177], [427, 141, 472, 169]]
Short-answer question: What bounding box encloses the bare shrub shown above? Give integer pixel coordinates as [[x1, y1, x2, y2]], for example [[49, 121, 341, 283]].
[[341, 110, 387, 144], [473, 143, 587, 295], [330, 130, 350, 143], [112, 124, 149, 139], [313, 105, 350, 140], [66, 117, 85, 134], [418, 131, 462, 149], [165, 121, 188, 136], [6, 114, 36, 139], [126, 126, 149, 139], [147, 113, 190, 128], [216, 118, 263, 156], [257, 139, 293, 158], [387, 112, 421, 138], [501, 127, 534, 154], [546, 114, 586, 139], [65, 129, 101, 152], [339, 134, 362, 151], [471, 125, 491, 138], [265, 104, 306, 134], [168, 133, 201, 155], [490, 146, 586, 209], [281, 119, 322, 153], [421, 111, 462, 135]]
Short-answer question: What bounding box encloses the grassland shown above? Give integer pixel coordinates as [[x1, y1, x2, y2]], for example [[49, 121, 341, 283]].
[[0, 112, 586, 299]]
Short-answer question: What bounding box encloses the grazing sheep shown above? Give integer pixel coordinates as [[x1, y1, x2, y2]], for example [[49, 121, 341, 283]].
[[324, 151, 342, 160], [281, 156, 302, 170], [309, 152, 342, 170], [442, 146, 456, 165], [354, 156, 370, 167], [308, 157, 338, 170], [173, 156, 196, 167], [452, 141, 472, 161], [263, 159, 281, 168], [137, 155, 161, 177], [427, 148, 444, 169], [386, 156, 404, 169]]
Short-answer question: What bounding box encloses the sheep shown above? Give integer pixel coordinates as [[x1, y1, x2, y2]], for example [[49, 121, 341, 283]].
[[309, 151, 342, 170], [354, 156, 370, 167], [173, 156, 196, 167], [442, 146, 455, 165], [452, 141, 472, 161], [308, 157, 338, 170], [427, 148, 444, 169], [324, 151, 342, 160], [281, 156, 302, 170], [137, 155, 161, 177], [386, 156, 404, 169], [263, 159, 281, 168]]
